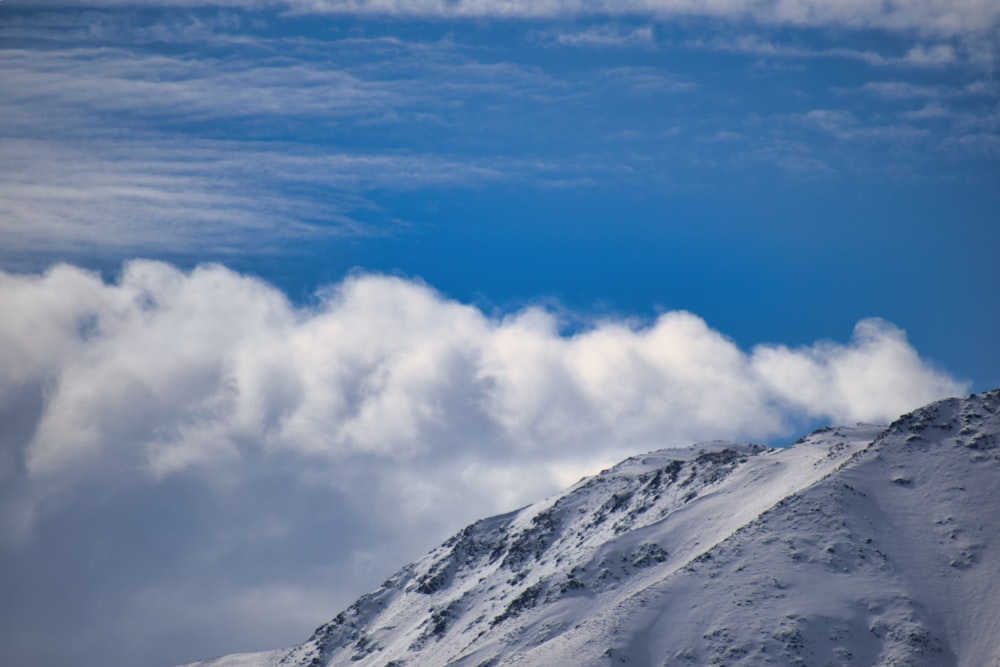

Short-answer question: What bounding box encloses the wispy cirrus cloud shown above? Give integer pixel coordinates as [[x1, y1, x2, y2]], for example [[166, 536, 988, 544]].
[[737, 138, 836, 179], [0, 136, 520, 257], [0, 36, 552, 135], [0, 48, 409, 143], [848, 81, 962, 100], [1, 4, 995, 263], [831, 79, 1000, 156], [0, 21, 570, 256], [800, 108, 929, 142], [8, 0, 1000, 38], [685, 34, 967, 69], [595, 65, 694, 94], [852, 80, 1000, 99], [539, 23, 656, 48], [958, 132, 1000, 156]]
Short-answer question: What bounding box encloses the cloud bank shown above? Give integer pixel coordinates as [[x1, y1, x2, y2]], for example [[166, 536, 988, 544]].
[[2, 260, 962, 484], [0, 261, 966, 666]]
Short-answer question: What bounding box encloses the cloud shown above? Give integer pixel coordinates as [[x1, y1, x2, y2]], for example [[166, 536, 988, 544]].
[[730, 138, 835, 179], [799, 108, 929, 144], [902, 102, 954, 121], [0, 46, 401, 126], [0, 261, 964, 664], [0, 36, 558, 134], [839, 80, 1000, 109], [3, 261, 961, 479], [958, 132, 1000, 156], [850, 81, 948, 99], [752, 318, 964, 424], [0, 137, 515, 257], [3, 7, 994, 244], [542, 23, 656, 48], [7, 0, 1000, 38], [0, 35, 552, 142], [0, 27, 577, 257], [0, 259, 967, 513], [0, 261, 968, 665], [684, 34, 972, 69], [596, 66, 693, 93], [901, 43, 958, 66]]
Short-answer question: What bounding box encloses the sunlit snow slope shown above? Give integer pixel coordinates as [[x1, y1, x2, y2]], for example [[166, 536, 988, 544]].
[[184, 389, 1000, 667]]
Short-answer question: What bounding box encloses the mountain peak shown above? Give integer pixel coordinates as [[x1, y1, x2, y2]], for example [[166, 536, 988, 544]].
[[184, 389, 1000, 667]]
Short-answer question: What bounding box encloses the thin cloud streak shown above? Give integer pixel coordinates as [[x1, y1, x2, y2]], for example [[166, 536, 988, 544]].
[[0, 27, 562, 140], [540, 23, 656, 49], [685, 34, 965, 69], [0, 138, 511, 255], [0, 45, 409, 130], [7, 0, 1000, 37], [866, 79, 998, 99]]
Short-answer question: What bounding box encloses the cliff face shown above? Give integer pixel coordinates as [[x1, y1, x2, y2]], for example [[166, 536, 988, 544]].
[[186, 389, 1000, 667]]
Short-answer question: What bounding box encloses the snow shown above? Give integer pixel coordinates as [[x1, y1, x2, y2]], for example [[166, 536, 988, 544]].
[[183, 389, 1000, 667], [176, 650, 285, 667]]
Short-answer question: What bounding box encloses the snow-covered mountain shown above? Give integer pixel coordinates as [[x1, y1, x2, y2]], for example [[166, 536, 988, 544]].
[[184, 389, 1000, 667]]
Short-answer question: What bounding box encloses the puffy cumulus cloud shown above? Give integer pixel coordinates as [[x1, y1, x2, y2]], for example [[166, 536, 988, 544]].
[[0, 260, 966, 666], [1, 259, 968, 526], [3, 260, 964, 484], [752, 318, 964, 423]]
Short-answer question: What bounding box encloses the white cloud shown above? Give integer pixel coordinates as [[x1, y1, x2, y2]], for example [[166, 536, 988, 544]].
[[901, 42, 958, 66], [291, 0, 1000, 38], [799, 108, 929, 143], [902, 102, 954, 120], [738, 138, 836, 179], [685, 34, 973, 69], [2, 259, 965, 504], [844, 79, 1000, 101], [7, 0, 1000, 37], [0, 40, 552, 132], [0, 33, 574, 256], [851, 81, 946, 99], [0, 137, 514, 255], [752, 318, 963, 424], [0, 46, 399, 123], [0, 260, 967, 666], [597, 66, 694, 93], [0, 68, 581, 260], [958, 132, 1000, 156], [544, 24, 656, 48]]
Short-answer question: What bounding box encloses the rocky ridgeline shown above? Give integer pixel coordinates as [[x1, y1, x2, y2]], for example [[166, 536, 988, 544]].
[[188, 388, 1000, 667]]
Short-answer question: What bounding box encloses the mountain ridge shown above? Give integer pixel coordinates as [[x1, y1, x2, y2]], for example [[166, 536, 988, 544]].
[[183, 389, 1000, 667]]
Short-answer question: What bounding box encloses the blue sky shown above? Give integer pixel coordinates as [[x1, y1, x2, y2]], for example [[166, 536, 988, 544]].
[[1, 1, 998, 666]]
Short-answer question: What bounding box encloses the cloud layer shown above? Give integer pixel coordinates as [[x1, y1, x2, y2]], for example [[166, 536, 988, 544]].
[[0, 261, 968, 666], [3, 10, 996, 261], [0, 32, 564, 256], [9, 0, 1000, 37]]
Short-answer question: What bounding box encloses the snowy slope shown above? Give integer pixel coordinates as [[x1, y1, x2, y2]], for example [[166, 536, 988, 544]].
[[183, 389, 1000, 667]]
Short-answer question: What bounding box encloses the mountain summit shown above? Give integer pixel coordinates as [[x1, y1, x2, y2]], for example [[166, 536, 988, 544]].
[[185, 389, 1000, 667]]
